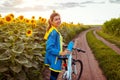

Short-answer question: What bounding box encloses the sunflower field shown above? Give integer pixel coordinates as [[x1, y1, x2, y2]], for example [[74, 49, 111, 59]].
[[0, 13, 47, 80], [0, 13, 89, 80]]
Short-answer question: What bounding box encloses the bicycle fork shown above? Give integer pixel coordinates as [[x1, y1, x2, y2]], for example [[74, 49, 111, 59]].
[[72, 64, 77, 75]]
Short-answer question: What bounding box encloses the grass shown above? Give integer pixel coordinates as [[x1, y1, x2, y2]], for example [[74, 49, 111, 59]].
[[86, 30, 120, 80], [96, 30, 120, 48]]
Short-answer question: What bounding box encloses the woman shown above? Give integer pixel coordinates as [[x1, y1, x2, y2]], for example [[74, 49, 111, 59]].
[[44, 12, 68, 80]]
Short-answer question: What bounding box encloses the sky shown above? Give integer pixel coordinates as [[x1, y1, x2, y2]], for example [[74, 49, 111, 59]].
[[0, 0, 120, 25]]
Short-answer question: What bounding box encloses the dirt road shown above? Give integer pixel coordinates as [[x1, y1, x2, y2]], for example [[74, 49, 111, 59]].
[[72, 29, 106, 80]]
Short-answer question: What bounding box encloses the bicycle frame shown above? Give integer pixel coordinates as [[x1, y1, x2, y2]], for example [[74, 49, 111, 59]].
[[62, 54, 72, 80], [60, 41, 85, 80]]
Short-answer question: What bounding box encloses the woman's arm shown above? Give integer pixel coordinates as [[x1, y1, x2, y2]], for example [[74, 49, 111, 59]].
[[46, 30, 61, 56]]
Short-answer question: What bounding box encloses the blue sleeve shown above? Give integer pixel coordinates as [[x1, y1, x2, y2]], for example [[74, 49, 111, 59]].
[[46, 30, 60, 56]]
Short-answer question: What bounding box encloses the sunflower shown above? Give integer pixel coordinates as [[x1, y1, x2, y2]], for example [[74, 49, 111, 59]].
[[0, 14, 2, 17], [32, 16, 35, 19], [32, 23, 37, 28], [18, 15, 24, 22], [4, 15, 13, 23], [42, 18, 47, 23], [30, 19, 36, 25], [0, 18, 4, 25], [30, 19, 37, 27], [9, 13, 14, 18], [41, 18, 44, 23], [39, 18, 46, 24], [26, 29, 33, 37], [39, 16, 41, 19], [25, 19, 30, 24]]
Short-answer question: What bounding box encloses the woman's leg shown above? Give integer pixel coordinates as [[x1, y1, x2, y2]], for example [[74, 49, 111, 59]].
[[50, 70, 59, 80]]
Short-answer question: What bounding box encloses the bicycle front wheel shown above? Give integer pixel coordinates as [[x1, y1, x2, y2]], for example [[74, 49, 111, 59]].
[[72, 59, 83, 80]]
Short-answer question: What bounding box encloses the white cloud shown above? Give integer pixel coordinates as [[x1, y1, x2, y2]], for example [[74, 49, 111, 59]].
[[0, 0, 120, 24]]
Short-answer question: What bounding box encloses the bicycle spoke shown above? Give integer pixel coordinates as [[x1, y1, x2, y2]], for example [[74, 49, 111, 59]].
[[72, 60, 83, 80]]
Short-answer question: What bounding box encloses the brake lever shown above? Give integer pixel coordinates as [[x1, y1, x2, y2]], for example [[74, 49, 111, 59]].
[[76, 48, 86, 53]]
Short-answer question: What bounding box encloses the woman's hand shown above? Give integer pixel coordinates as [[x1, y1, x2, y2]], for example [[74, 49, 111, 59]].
[[60, 49, 70, 56]]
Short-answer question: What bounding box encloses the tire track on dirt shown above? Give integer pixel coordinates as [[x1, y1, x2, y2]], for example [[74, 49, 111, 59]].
[[93, 28, 120, 55]]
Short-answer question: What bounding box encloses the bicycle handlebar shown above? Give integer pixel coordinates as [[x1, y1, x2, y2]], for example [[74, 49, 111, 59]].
[[73, 48, 86, 53], [63, 45, 86, 53]]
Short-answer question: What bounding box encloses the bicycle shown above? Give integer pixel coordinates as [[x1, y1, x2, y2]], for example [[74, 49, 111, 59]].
[[58, 41, 85, 80]]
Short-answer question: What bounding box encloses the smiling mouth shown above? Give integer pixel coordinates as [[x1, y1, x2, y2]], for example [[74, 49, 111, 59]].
[[57, 22, 61, 25]]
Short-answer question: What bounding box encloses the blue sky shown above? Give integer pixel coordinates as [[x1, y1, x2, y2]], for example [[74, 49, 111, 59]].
[[0, 0, 120, 24]]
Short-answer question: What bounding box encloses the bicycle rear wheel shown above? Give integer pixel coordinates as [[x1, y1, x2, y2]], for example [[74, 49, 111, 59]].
[[72, 59, 83, 80]]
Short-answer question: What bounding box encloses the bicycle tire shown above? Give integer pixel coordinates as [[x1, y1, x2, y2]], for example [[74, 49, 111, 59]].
[[72, 59, 83, 80]]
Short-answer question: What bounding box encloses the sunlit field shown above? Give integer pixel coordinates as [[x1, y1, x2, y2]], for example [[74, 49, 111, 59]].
[[0, 13, 88, 80]]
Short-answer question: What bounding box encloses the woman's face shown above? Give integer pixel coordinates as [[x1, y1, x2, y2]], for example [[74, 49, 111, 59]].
[[52, 15, 61, 27]]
